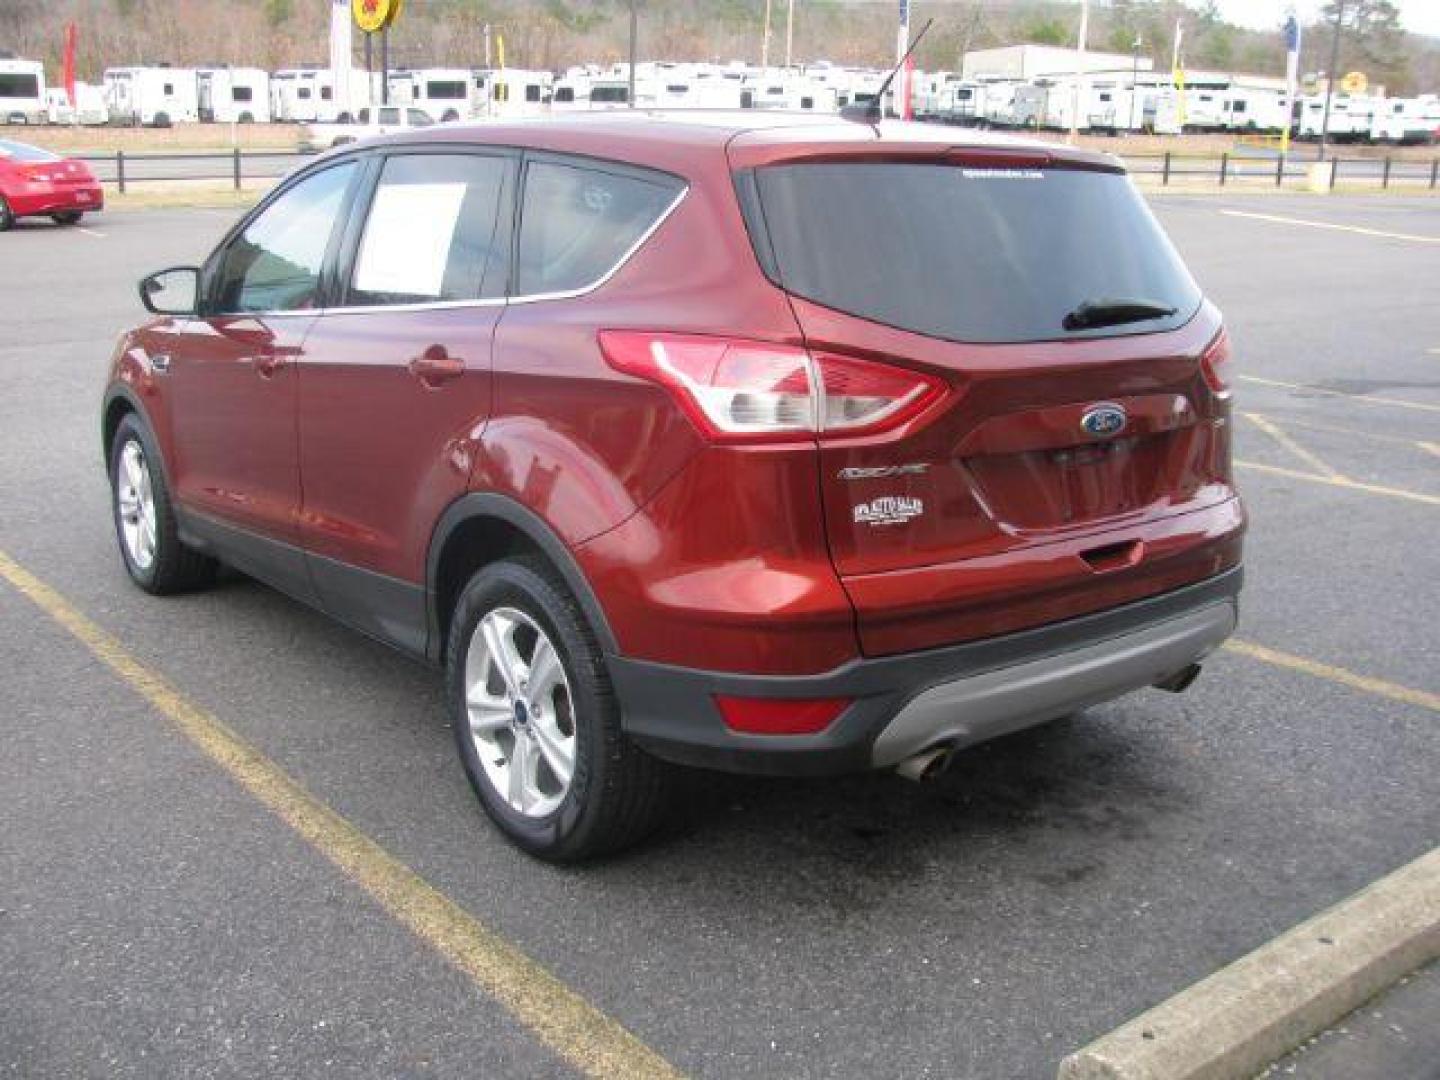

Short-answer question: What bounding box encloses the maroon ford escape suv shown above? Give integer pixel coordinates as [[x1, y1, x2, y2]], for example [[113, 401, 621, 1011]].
[[102, 113, 1244, 860]]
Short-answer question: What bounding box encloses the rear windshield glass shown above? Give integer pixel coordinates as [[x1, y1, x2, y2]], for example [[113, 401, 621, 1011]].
[[751, 163, 1201, 343], [0, 138, 59, 163]]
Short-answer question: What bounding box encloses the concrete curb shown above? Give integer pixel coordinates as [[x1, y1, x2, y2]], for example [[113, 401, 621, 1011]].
[[1057, 846, 1440, 1080]]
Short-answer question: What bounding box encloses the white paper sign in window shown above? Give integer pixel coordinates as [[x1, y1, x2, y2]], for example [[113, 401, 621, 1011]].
[[353, 182, 466, 299]]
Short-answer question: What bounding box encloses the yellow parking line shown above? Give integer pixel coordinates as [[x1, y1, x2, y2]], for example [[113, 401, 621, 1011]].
[[1254, 414, 1440, 454], [0, 549, 682, 1080], [1235, 460, 1440, 507], [1239, 375, 1440, 414], [1224, 639, 1440, 713], [1242, 412, 1347, 481], [1219, 208, 1440, 244]]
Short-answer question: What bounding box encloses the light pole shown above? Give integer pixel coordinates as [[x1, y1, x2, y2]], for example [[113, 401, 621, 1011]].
[[785, 0, 795, 70], [628, 0, 637, 109], [762, 0, 772, 69], [1319, 0, 1344, 159], [1068, 0, 1090, 144], [1130, 34, 1142, 132]]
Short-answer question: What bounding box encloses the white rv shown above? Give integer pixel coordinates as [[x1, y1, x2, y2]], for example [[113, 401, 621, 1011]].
[[103, 67, 199, 126], [271, 68, 370, 123], [45, 83, 110, 125], [387, 68, 481, 122], [1222, 88, 1289, 133], [1370, 96, 1440, 144], [197, 68, 271, 123], [482, 69, 552, 117], [0, 56, 47, 125], [1298, 94, 1383, 141]]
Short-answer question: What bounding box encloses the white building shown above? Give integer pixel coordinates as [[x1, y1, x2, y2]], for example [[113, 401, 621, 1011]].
[[962, 45, 1154, 81]]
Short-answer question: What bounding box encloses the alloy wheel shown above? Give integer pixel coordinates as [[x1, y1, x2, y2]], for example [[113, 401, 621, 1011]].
[[115, 439, 158, 571], [463, 606, 577, 818]]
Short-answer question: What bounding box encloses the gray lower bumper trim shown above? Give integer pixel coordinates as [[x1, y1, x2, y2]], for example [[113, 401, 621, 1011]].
[[870, 600, 1237, 767]]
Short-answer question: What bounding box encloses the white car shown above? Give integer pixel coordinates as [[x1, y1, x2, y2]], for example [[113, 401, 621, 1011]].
[[299, 105, 435, 152]]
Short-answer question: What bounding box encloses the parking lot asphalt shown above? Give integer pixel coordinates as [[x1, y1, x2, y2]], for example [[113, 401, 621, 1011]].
[[1, 194, 1437, 1079]]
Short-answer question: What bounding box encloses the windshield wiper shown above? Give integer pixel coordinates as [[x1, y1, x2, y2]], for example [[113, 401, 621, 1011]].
[[1062, 298, 1178, 332]]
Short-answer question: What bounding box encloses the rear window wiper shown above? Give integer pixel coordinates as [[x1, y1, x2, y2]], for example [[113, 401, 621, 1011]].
[[1062, 298, 1178, 332]]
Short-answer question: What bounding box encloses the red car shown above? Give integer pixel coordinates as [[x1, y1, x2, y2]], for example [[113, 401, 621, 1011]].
[[0, 137, 103, 229], [102, 113, 1244, 860]]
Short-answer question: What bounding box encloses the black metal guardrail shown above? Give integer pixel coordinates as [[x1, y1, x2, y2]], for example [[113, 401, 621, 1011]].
[[72, 147, 1440, 193], [1125, 150, 1440, 190], [77, 149, 315, 192]]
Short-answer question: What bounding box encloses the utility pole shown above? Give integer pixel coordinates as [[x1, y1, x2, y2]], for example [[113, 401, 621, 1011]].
[[785, 0, 795, 70], [1068, 0, 1089, 144], [1319, 0, 1344, 160], [762, 0, 772, 69], [628, 1, 637, 108]]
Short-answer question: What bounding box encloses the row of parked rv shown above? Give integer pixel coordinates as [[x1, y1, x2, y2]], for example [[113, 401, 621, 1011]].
[[2, 53, 1438, 144], [915, 71, 1440, 143]]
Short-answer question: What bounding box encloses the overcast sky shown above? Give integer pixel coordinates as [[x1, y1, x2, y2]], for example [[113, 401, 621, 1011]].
[[1213, 1, 1440, 39]]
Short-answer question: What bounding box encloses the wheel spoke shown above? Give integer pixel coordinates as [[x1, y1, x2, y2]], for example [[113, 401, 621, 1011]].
[[481, 614, 522, 699], [526, 636, 562, 709], [530, 721, 574, 788], [467, 694, 511, 737], [507, 735, 530, 812]]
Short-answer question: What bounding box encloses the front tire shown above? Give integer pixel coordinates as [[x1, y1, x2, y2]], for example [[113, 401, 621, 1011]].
[[109, 414, 217, 594], [0, 195, 13, 232], [52, 211, 83, 226], [446, 558, 671, 861]]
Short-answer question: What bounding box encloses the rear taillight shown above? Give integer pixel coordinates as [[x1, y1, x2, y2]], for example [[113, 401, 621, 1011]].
[[598, 331, 944, 444], [1200, 329, 1232, 397]]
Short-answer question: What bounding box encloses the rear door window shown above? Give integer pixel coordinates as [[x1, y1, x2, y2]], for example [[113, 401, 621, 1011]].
[[515, 159, 682, 296], [349, 153, 512, 306], [750, 162, 1202, 343]]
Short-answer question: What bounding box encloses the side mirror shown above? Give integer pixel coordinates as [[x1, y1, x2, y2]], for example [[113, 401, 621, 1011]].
[[139, 266, 200, 316]]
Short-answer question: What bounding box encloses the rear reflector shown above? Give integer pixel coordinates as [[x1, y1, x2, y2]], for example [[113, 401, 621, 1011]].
[[713, 695, 850, 735], [599, 331, 943, 444]]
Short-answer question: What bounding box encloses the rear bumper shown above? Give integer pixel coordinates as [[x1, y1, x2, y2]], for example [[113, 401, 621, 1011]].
[[609, 565, 1242, 776], [8, 186, 104, 216]]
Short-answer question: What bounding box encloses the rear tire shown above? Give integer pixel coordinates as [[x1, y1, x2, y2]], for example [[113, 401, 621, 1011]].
[[109, 414, 217, 594], [52, 211, 83, 226], [446, 557, 671, 861]]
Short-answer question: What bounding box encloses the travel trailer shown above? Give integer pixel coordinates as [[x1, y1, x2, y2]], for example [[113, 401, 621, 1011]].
[[271, 67, 371, 123], [1298, 93, 1383, 140], [45, 83, 110, 125], [1370, 95, 1440, 144], [386, 68, 482, 122], [0, 56, 47, 125], [482, 69, 553, 117], [197, 67, 272, 123], [1221, 88, 1289, 132], [103, 67, 200, 126]]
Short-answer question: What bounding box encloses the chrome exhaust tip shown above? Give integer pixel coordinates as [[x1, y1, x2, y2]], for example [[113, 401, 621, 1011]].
[[895, 745, 954, 783], [1153, 663, 1202, 694]]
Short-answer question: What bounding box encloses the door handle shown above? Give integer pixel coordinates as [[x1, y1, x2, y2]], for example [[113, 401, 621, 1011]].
[[253, 350, 286, 378], [408, 346, 465, 386]]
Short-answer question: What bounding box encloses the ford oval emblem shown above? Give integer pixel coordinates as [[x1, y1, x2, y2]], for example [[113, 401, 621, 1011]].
[[1081, 403, 1128, 438]]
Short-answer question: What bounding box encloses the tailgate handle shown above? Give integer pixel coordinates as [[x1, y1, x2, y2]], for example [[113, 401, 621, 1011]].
[[1080, 540, 1144, 574]]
